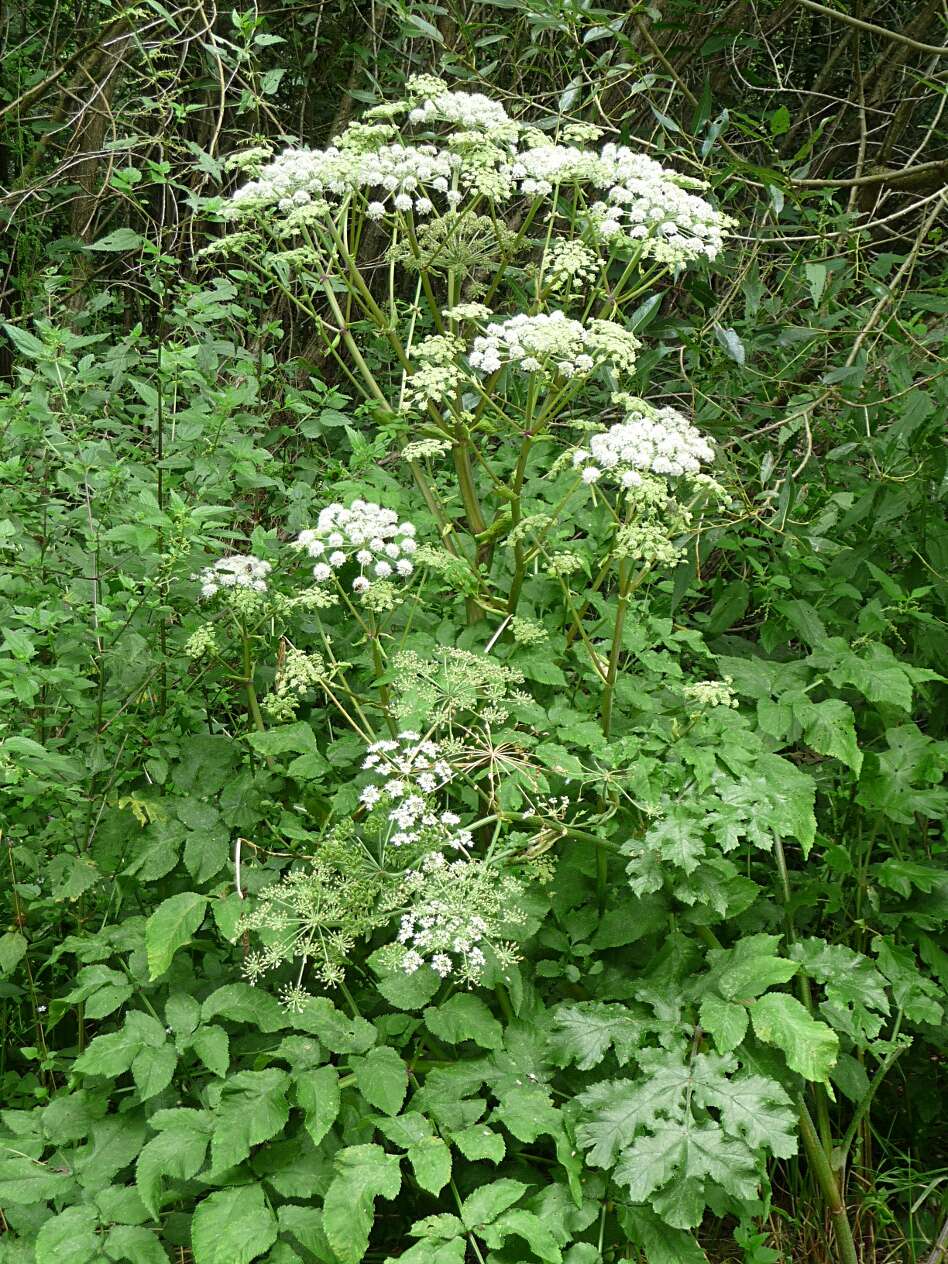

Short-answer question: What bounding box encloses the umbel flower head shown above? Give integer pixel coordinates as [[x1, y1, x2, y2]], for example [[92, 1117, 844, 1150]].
[[220, 78, 734, 265], [467, 310, 640, 380], [196, 554, 271, 599], [359, 731, 465, 851], [296, 500, 418, 594], [392, 850, 525, 983], [571, 399, 715, 486]]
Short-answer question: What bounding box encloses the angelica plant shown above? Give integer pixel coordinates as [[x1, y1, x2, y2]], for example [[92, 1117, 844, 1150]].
[[187, 77, 885, 1264]]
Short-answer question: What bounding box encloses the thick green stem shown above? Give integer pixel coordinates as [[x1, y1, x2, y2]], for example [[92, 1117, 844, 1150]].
[[240, 628, 266, 736], [601, 560, 631, 740], [797, 1098, 859, 1264]]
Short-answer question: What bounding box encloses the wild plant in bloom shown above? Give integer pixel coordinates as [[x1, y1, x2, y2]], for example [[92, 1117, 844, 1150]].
[[237, 825, 390, 995], [542, 239, 601, 294], [467, 311, 640, 379], [571, 400, 715, 486], [682, 678, 738, 709], [263, 647, 326, 722], [359, 731, 465, 850], [590, 146, 734, 262], [196, 554, 271, 599], [219, 76, 734, 267], [393, 851, 525, 982], [296, 500, 417, 593]]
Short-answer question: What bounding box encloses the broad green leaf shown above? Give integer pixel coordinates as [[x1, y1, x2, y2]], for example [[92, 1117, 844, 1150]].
[[74, 1114, 147, 1189], [407, 1136, 451, 1194], [145, 891, 207, 980], [201, 983, 288, 1032], [0, 1155, 75, 1204], [295, 1064, 340, 1145], [211, 1068, 290, 1171], [410, 1212, 465, 1240], [794, 696, 862, 774], [35, 1206, 100, 1263], [424, 994, 503, 1050], [322, 1145, 402, 1264], [89, 227, 148, 251], [789, 938, 889, 1014], [642, 806, 706, 873], [352, 1045, 407, 1116], [451, 1123, 506, 1164], [388, 1242, 466, 1264], [719, 954, 798, 1000], [104, 1225, 167, 1264], [699, 994, 748, 1054], [751, 993, 838, 1081], [492, 1084, 561, 1143], [549, 1001, 646, 1069], [576, 1070, 680, 1168], [622, 1207, 709, 1264], [0, 930, 27, 975], [191, 1184, 277, 1264], [191, 1025, 230, 1077], [75, 1010, 165, 1078], [804, 261, 827, 305], [246, 721, 319, 757], [278, 1204, 333, 1259], [131, 1042, 177, 1099], [294, 996, 376, 1053], [692, 1066, 796, 1159], [460, 1179, 528, 1229], [481, 1208, 563, 1262], [370, 949, 440, 1010], [3, 322, 47, 358]]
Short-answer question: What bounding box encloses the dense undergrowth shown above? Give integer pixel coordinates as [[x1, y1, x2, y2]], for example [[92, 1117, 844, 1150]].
[[0, 4, 946, 1263]]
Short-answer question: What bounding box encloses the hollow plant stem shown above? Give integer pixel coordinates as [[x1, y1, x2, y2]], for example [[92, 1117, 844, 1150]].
[[797, 1097, 859, 1264]]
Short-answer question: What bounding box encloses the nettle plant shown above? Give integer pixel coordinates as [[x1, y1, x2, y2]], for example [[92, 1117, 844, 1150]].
[[8, 77, 938, 1264]]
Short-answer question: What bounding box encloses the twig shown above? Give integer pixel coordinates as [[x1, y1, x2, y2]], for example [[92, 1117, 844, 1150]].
[[791, 156, 948, 188], [796, 0, 948, 56]]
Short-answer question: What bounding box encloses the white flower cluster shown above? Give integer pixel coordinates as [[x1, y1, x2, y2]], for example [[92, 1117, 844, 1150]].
[[682, 678, 738, 709], [296, 501, 417, 593], [196, 554, 271, 599], [398, 855, 490, 978], [226, 143, 458, 219], [592, 145, 732, 263], [509, 143, 605, 195], [467, 310, 640, 379], [544, 239, 600, 292], [360, 731, 468, 850], [408, 87, 511, 134], [404, 333, 466, 409], [571, 402, 715, 486], [221, 82, 733, 264], [395, 850, 523, 983]]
